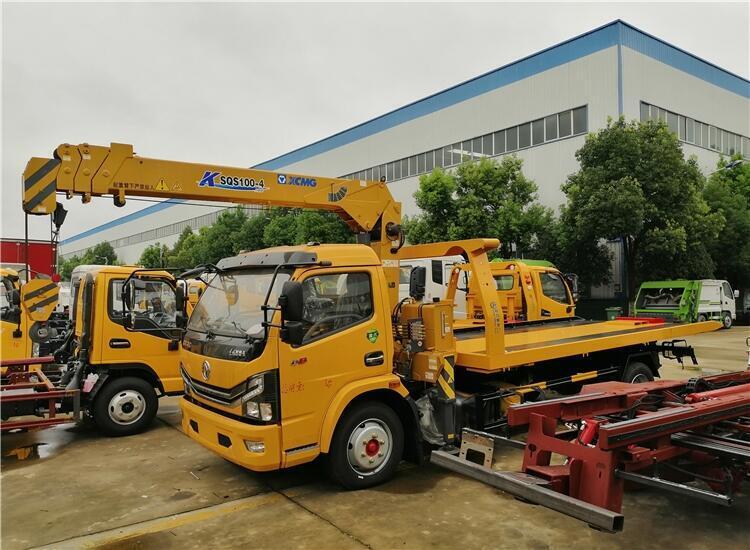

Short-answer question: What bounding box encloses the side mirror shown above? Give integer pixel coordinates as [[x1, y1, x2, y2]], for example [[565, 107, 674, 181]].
[[409, 266, 426, 300], [734, 289, 740, 299], [564, 272, 579, 303], [10, 289, 21, 307], [121, 278, 146, 328], [279, 281, 304, 322], [281, 321, 305, 346], [175, 286, 185, 313]]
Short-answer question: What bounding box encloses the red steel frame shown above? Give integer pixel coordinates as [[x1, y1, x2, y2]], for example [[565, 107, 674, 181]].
[[506, 371, 750, 513], [1, 356, 80, 431]]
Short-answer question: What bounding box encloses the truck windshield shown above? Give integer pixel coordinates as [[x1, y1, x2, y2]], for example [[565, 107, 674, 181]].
[[187, 269, 290, 339]]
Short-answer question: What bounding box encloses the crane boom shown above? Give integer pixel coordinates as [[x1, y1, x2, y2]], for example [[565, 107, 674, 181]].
[[23, 142, 404, 300]]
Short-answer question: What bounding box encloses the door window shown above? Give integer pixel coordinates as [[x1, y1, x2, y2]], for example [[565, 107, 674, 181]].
[[399, 266, 412, 284], [109, 279, 178, 329], [494, 275, 515, 291], [300, 272, 373, 343], [722, 282, 733, 299], [540, 272, 569, 303]]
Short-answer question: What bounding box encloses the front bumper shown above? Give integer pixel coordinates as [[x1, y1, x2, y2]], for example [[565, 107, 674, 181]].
[[180, 397, 282, 472]]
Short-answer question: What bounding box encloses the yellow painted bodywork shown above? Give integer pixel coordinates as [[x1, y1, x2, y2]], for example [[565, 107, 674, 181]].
[[73, 265, 183, 393], [459, 260, 575, 327], [21, 142, 723, 475], [1, 270, 58, 367]]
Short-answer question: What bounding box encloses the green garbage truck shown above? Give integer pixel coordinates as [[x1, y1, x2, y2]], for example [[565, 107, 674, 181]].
[[634, 279, 738, 328]]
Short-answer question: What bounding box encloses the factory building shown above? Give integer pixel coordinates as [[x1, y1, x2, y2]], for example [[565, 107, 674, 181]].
[[60, 20, 750, 300]]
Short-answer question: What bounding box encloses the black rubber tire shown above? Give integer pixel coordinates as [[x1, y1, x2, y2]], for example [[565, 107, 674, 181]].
[[721, 312, 732, 329], [621, 362, 654, 384], [327, 401, 404, 490], [697, 314, 708, 322], [92, 376, 158, 436]]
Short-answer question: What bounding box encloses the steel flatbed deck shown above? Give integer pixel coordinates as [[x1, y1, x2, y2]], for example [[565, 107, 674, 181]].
[[454, 318, 720, 372]]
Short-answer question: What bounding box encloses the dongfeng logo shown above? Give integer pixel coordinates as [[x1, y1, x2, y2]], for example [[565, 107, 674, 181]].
[[201, 360, 211, 381], [197, 171, 266, 192]]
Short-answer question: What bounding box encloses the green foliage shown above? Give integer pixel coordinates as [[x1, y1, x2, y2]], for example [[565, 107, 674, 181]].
[[139, 207, 354, 270], [58, 241, 119, 280], [58, 255, 82, 281], [562, 117, 722, 295], [138, 243, 169, 268], [405, 157, 555, 258], [704, 155, 750, 289]]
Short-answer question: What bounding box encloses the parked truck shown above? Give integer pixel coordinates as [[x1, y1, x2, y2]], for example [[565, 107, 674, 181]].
[[1, 264, 185, 435], [634, 279, 738, 328], [22, 142, 721, 489]]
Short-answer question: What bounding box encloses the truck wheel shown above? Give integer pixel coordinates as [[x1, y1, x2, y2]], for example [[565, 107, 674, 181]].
[[721, 312, 732, 329], [697, 314, 708, 322], [92, 377, 158, 436], [327, 401, 404, 490], [622, 362, 654, 384]]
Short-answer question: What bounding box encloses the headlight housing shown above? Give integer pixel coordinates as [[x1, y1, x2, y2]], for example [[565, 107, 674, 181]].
[[242, 370, 278, 423]]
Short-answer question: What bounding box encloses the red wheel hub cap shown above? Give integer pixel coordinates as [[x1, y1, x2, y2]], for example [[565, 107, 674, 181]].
[[365, 439, 380, 456]]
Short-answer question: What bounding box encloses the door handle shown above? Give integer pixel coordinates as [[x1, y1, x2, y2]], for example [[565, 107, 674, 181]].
[[109, 338, 131, 349], [541, 309, 551, 317], [364, 351, 384, 367]]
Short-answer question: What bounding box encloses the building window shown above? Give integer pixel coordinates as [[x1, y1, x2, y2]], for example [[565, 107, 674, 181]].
[[545, 115, 558, 141], [559, 111, 572, 137], [482, 134, 493, 156], [506, 126, 518, 151], [532, 119, 544, 146], [572, 106, 587, 135], [343, 105, 590, 183], [640, 101, 748, 160], [494, 130, 505, 154]]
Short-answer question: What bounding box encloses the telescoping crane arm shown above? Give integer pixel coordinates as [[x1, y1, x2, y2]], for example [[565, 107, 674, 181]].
[[23, 142, 404, 293]]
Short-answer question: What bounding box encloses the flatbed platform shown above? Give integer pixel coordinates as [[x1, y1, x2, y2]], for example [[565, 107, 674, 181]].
[[454, 318, 721, 372]]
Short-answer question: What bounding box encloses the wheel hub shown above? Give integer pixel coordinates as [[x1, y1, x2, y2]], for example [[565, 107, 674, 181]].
[[347, 419, 392, 475], [108, 390, 146, 425]]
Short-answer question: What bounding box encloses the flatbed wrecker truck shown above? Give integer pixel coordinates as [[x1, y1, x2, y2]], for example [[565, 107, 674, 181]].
[[20, 143, 727, 526]]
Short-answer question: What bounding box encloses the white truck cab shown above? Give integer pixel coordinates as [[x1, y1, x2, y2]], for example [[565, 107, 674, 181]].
[[399, 256, 467, 318], [697, 279, 738, 329]]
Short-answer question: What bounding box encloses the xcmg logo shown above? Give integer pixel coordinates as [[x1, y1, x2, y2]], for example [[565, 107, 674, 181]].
[[277, 173, 317, 187], [197, 171, 267, 192]]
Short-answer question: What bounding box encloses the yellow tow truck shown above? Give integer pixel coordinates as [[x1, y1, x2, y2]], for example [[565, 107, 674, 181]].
[[23, 142, 719, 487], [1, 267, 62, 366], [46, 264, 185, 435], [459, 259, 578, 326]]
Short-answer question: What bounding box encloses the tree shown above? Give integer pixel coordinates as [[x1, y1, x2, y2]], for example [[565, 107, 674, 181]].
[[138, 243, 169, 268], [562, 117, 723, 298], [58, 255, 82, 281], [704, 156, 750, 289], [81, 241, 119, 266], [404, 157, 555, 258]]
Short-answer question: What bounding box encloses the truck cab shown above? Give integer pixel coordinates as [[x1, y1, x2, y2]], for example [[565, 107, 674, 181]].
[[463, 259, 577, 325], [65, 265, 183, 435], [177, 244, 406, 485]]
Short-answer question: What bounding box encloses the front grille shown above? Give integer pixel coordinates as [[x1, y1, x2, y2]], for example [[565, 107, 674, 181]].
[[181, 367, 246, 407]]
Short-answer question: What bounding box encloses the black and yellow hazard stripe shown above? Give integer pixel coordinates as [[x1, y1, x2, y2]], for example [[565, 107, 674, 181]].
[[508, 367, 619, 399], [23, 157, 61, 215], [22, 280, 59, 320], [436, 356, 456, 400]]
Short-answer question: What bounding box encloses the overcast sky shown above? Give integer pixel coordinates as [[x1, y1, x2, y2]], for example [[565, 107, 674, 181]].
[[2, 1, 748, 241]]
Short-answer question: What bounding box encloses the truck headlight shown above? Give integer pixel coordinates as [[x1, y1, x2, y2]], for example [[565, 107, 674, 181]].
[[241, 370, 278, 423]]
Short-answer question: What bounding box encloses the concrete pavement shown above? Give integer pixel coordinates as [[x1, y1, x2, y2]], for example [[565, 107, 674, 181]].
[[2, 327, 748, 549]]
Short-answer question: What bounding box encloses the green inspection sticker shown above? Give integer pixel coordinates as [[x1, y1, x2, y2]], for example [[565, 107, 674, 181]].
[[367, 328, 379, 343]]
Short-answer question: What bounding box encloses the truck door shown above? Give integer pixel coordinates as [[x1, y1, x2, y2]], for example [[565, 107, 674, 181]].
[[277, 268, 390, 457], [721, 281, 735, 316], [102, 276, 182, 393], [535, 270, 573, 319]]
